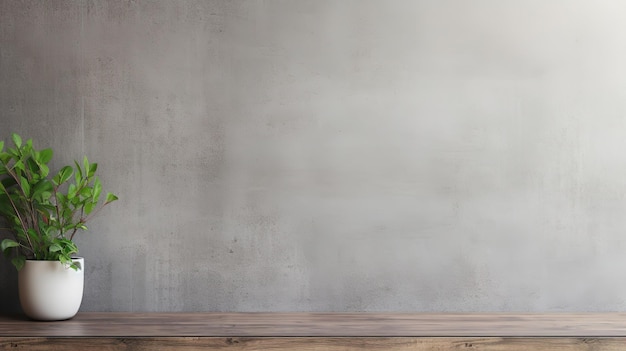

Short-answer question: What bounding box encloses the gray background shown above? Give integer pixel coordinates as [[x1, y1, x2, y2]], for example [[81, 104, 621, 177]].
[[2, 0, 626, 312]]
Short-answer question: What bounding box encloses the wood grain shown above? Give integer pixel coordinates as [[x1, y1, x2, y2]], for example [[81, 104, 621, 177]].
[[2, 337, 626, 351], [2, 313, 626, 337]]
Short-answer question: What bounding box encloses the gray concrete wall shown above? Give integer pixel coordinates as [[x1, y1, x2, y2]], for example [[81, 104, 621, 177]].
[[2, 0, 626, 312]]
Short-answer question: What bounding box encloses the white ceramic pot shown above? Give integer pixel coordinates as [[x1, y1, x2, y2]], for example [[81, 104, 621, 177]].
[[18, 257, 84, 321]]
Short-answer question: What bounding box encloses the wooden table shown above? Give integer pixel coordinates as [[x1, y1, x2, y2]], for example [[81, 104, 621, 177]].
[[1, 312, 626, 350]]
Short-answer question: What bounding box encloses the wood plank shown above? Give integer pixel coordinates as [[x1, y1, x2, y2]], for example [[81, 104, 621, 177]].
[[2, 313, 626, 337], [2, 337, 626, 351]]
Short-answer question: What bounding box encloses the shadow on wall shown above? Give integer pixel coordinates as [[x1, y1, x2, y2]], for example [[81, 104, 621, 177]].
[[0, 259, 20, 314], [0, 219, 20, 312]]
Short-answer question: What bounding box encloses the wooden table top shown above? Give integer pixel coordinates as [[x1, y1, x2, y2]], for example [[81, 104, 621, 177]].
[[2, 312, 626, 337]]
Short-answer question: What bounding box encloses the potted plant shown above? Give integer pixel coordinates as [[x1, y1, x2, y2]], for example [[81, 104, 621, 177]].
[[0, 133, 117, 320]]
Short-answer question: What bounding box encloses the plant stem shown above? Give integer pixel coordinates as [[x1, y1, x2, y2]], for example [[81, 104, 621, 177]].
[[3, 167, 34, 252], [52, 185, 62, 234]]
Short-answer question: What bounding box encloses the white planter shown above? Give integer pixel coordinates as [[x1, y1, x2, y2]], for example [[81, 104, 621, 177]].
[[18, 257, 84, 321]]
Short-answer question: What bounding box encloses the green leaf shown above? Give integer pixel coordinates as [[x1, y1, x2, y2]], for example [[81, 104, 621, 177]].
[[39, 163, 49, 178], [12, 256, 25, 270], [61, 208, 72, 220], [83, 156, 89, 177], [13, 159, 24, 172], [27, 157, 38, 173], [59, 254, 70, 265], [11, 133, 22, 148], [74, 160, 83, 183], [32, 179, 53, 199], [0, 141, 4, 152], [1, 238, 20, 254], [0, 152, 10, 165], [93, 177, 102, 202], [56, 192, 66, 204], [70, 195, 81, 206], [84, 201, 95, 215], [26, 229, 39, 243], [80, 187, 93, 197], [38, 148, 53, 164], [7, 147, 19, 158], [53, 165, 73, 185], [105, 192, 118, 203], [88, 162, 97, 178], [49, 243, 62, 253], [20, 176, 30, 197]]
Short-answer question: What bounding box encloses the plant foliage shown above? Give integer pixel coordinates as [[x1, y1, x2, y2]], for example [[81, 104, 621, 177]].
[[0, 133, 118, 270]]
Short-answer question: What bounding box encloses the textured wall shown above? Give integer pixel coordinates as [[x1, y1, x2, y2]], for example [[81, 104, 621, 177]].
[[2, 0, 626, 312]]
